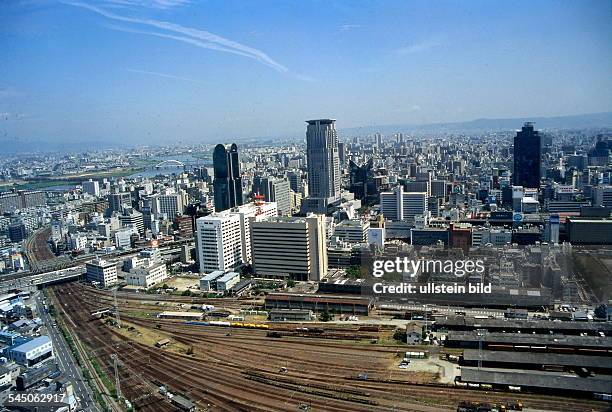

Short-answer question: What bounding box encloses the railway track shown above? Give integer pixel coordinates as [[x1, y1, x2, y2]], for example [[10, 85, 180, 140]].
[[50, 282, 610, 412]]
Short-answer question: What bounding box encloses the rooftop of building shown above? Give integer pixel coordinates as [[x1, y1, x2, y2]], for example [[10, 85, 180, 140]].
[[217, 271, 240, 282], [306, 119, 335, 125], [11, 335, 51, 353]]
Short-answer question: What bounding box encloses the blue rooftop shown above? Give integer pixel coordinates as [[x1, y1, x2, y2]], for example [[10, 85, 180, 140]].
[[11, 336, 51, 353]]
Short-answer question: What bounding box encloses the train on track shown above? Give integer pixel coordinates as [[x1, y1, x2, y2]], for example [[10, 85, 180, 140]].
[[184, 321, 269, 329]]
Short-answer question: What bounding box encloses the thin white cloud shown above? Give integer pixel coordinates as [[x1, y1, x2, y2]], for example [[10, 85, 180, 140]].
[[125, 68, 205, 84], [396, 39, 443, 55], [339, 23, 360, 32], [106, 24, 255, 59], [61, 1, 289, 73], [102, 0, 190, 9]]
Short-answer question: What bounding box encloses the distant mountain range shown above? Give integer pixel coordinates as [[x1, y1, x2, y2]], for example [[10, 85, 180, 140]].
[[340, 111, 612, 135], [3, 111, 611, 154]]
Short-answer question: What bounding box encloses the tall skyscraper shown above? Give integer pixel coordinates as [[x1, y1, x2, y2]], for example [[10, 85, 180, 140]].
[[213, 143, 243, 212], [513, 122, 542, 188], [302, 119, 340, 213]]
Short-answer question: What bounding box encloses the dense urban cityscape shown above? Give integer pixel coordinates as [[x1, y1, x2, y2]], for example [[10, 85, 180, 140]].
[[2, 0, 612, 411], [0, 116, 611, 411]]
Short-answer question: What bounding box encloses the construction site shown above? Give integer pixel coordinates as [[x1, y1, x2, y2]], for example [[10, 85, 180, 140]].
[[46, 282, 611, 412]]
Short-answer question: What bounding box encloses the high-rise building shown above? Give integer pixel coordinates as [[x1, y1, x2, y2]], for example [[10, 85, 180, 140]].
[[0, 190, 46, 213], [430, 179, 447, 199], [302, 119, 341, 213], [151, 192, 186, 219], [513, 122, 542, 188], [250, 214, 327, 281], [261, 177, 291, 216], [21, 191, 46, 208], [287, 171, 301, 193], [229, 201, 278, 264], [118, 208, 144, 235], [196, 211, 243, 273], [173, 214, 194, 238], [108, 192, 131, 214], [349, 159, 379, 205], [594, 186, 612, 208], [213, 143, 243, 212], [380, 186, 427, 222], [8, 222, 27, 242], [82, 179, 100, 197], [374, 132, 382, 147]]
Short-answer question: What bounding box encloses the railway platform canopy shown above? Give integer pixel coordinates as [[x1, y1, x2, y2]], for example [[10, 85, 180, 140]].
[[461, 367, 612, 394]]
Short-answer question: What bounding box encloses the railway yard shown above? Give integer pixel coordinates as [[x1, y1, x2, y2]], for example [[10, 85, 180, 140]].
[[46, 282, 611, 412]]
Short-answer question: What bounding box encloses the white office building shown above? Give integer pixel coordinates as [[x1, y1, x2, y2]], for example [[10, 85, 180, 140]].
[[196, 211, 243, 273], [82, 179, 100, 197], [380, 186, 427, 222], [126, 262, 167, 288], [251, 214, 327, 281], [86, 259, 118, 287], [229, 201, 277, 264], [114, 226, 137, 249], [333, 219, 370, 243], [472, 227, 512, 247]]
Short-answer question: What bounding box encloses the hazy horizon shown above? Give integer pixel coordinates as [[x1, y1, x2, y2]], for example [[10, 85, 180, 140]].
[[2, 0, 612, 146]]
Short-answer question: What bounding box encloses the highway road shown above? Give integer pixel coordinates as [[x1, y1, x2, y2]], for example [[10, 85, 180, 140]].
[[35, 291, 101, 412]]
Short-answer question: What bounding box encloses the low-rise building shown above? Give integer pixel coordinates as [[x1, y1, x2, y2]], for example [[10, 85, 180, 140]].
[[216, 271, 240, 292], [269, 309, 314, 322], [126, 262, 167, 288], [9, 336, 53, 367], [199, 271, 225, 292]]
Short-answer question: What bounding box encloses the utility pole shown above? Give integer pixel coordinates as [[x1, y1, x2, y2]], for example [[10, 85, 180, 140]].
[[113, 288, 121, 328], [111, 354, 122, 399], [477, 329, 485, 370]]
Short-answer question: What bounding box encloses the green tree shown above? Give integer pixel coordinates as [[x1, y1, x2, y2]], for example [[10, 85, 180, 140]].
[[320, 309, 333, 322], [346, 265, 363, 279]]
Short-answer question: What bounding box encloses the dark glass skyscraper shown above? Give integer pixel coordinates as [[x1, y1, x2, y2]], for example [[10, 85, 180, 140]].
[[213, 143, 243, 212], [513, 122, 542, 188]]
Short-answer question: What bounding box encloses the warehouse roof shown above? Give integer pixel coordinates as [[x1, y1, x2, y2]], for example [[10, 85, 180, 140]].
[[461, 367, 611, 393], [436, 315, 612, 333], [266, 293, 372, 306], [462, 349, 612, 369], [200, 271, 225, 281], [448, 331, 612, 349], [218, 271, 239, 283], [158, 311, 203, 318]]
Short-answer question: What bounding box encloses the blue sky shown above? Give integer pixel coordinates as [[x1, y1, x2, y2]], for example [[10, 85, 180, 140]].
[[1, 0, 611, 146]]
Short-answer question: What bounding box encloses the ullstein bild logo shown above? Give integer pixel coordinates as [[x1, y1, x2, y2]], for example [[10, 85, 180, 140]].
[[371, 258, 492, 295]]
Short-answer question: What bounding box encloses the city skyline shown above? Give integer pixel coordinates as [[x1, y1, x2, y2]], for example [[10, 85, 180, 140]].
[[2, 0, 612, 148]]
